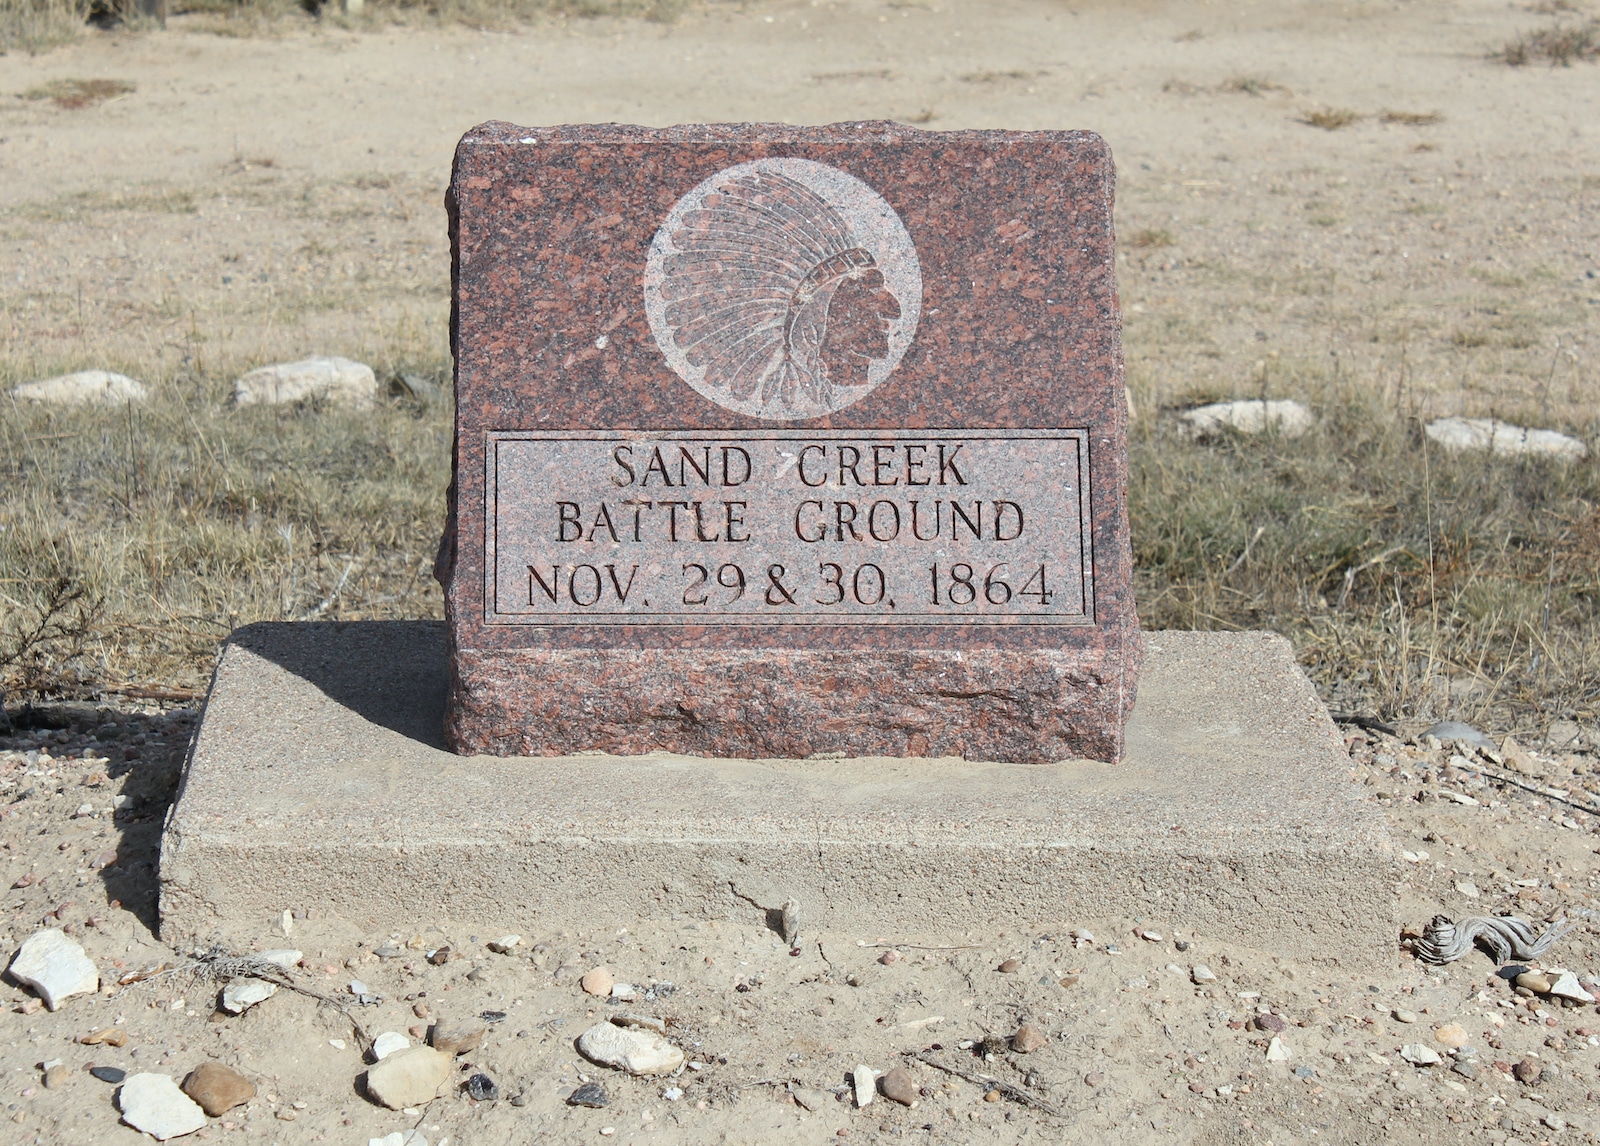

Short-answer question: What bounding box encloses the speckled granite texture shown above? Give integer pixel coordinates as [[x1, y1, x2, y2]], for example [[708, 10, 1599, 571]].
[[440, 121, 1142, 764]]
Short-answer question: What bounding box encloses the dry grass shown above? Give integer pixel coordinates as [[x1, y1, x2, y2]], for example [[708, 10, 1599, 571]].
[[21, 77, 136, 107], [1128, 228, 1176, 249], [4, 366, 1596, 741], [1302, 107, 1361, 130], [1132, 380, 1600, 738], [0, 0, 88, 51], [1220, 75, 1288, 96], [1499, 20, 1600, 65], [1381, 109, 1444, 126]]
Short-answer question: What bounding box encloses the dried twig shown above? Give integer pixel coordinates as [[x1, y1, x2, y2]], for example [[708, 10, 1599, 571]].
[[906, 1050, 1063, 1117], [1410, 915, 1575, 966], [858, 942, 978, 951]]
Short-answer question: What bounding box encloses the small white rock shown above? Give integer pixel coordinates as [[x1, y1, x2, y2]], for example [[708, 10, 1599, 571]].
[[1265, 1037, 1289, 1062], [610, 982, 638, 1000], [1400, 1043, 1442, 1066], [8, 929, 99, 1011], [233, 356, 377, 410], [349, 979, 370, 997], [257, 949, 301, 970], [11, 370, 148, 406], [576, 1022, 685, 1076], [220, 976, 277, 1015], [371, 1031, 410, 1061], [661, 1086, 683, 1102], [1179, 398, 1314, 439], [328, 1038, 346, 1051], [1549, 971, 1595, 1004], [488, 935, 521, 954], [853, 1064, 880, 1107], [1190, 964, 1218, 984], [1425, 416, 1587, 461], [118, 1072, 207, 1140], [1455, 881, 1481, 899]]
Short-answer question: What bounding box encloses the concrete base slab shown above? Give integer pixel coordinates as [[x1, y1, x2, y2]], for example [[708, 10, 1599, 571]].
[[160, 623, 1397, 969]]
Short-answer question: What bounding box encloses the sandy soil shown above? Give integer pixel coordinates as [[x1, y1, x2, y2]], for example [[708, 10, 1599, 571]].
[[2, 1, 1600, 1143], [0, 0, 1597, 422]]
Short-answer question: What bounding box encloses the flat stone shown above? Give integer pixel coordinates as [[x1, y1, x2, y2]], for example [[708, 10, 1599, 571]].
[[1190, 965, 1217, 984], [365, 1046, 451, 1109], [8, 929, 99, 1010], [1401, 1044, 1442, 1066], [1179, 399, 1314, 439], [1516, 971, 1553, 994], [118, 1072, 208, 1140], [879, 1067, 917, 1106], [233, 356, 377, 410], [576, 1022, 684, 1076], [1265, 1037, 1289, 1062], [256, 949, 301, 970], [853, 1065, 879, 1108], [158, 624, 1397, 971], [793, 1088, 831, 1111], [1392, 1008, 1419, 1024], [11, 370, 148, 406], [428, 1018, 485, 1057], [1011, 1024, 1048, 1053], [220, 977, 276, 1014], [371, 1031, 409, 1061], [1424, 417, 1587, 462], [181, 1062, 255, 1116], [567, 1081, 608, 1107], [1434, 1023, 1470, 1049], [1423, 721, 1496, 753], [1549, 972, 1594, 1003], [441, 123, 1141, 766]]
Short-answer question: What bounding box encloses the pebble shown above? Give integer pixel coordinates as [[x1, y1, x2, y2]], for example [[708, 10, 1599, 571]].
[[1136, 928, 1162, 942], [220, 977, 277, 1015], [371, 1031, 409, 1061], [1514, 1058, 1541, 1083], [257, 949, 301, 970], [581, 967, 616, 997], [568, 1081, 609, 1107], [1190, 965, 1218, 984], [1516, 971, 1553, 994], [577, 1021, 685, 1076], [1084, 1071, 1105, 1087], [879, 1067, 917, 1106], [1452, 1060, 1478, 1081], [853, 1065, 879, 1107], [181, 1062, 255, 1116], [1292, 1065, 1315, 1079], [11, 370, 149, 406], [465, 1073, 499, 1101], [43, 1064, 68, 1089], [365, 1046, 452, 1109], [375, 942, 404, 959], [1422, 720, 1496, 753], [1392, 1008, 1419, 1024], [429, 1018, 486, 1057], [368, 1133, 428, 1146], [1251, 1013, 1286, 1034], [878, 950, 902, 965], [233, 356, 377, 409], [487, 935, 521, 954], [427, 946, 451, 966], [997, 959, 1021, 973], [8, 929, 99, 1011], [1434, 1023, 1470, 1049], [1400, 1044, 1442, 1066], [80, 1027, 128, 1047], [1455, 881, 1480, 899], [1550, 971, 1595, 1003], [1265, 1037, 1289, 1062], [793, 1088, 830, 1111], [90, 1066, 126, 1084], [118, 1072, 208, 1140], [1011, 1024, 1048, 1053], [610, 982, 638, 1000], [661, 1086, 683, 1102]]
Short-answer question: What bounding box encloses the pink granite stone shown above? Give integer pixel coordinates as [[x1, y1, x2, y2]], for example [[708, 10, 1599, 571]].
[[439, 121, 1141, 764]]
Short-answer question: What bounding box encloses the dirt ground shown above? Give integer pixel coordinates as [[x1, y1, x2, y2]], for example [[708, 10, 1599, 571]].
[[2, 0, 1600, 1143]]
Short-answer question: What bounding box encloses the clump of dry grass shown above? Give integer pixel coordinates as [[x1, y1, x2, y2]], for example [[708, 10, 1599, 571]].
[[1499, 20, 1600, 65], [0, 369, 451, 697], [1128, 228, 1176, 249], [0, 0, 88, 52], [1220, 76, 1288, 96], [1302, 107, 1361, 130], [22, 77, 136, 107], [1381, 109, 1444, 126], [1132, 383, 1600, 737]]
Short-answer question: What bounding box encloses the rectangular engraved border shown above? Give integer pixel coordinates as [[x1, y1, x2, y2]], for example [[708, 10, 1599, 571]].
[[483, 429, 1094, 627]]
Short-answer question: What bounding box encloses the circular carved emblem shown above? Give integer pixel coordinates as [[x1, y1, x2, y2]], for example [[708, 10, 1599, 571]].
[[643, 158, 922, 421]]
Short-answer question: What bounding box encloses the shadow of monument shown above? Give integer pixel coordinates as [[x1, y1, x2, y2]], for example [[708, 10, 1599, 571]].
[[228, 620, 451, 750]]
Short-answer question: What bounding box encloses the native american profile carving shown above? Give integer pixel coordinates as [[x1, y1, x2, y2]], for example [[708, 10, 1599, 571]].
[[644, 158, 922, 420]]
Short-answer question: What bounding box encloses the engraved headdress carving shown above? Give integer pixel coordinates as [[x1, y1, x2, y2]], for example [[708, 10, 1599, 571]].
[[644, 158, 921, 421]]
